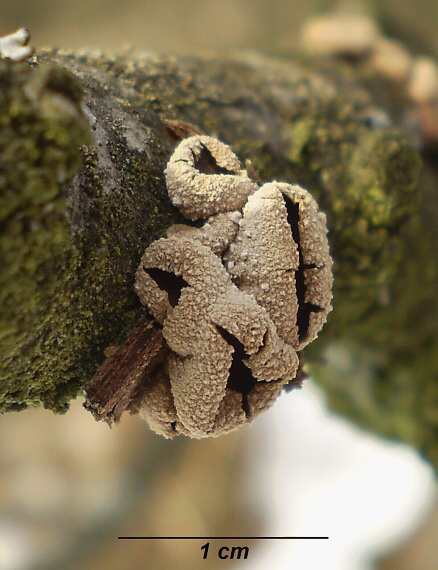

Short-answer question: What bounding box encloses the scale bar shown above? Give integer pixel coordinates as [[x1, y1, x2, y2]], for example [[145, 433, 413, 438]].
[[117, 536, 329, 540]]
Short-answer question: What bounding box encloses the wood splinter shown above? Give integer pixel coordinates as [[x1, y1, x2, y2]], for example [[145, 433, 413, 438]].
[[84, 315, 164, 425]]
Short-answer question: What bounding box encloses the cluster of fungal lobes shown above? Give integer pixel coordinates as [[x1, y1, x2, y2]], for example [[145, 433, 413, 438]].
[[135, 136, 333, 439]]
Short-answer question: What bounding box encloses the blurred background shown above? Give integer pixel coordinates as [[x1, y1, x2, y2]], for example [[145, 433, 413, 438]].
[[1, 1, 437, 569], [1, 0, 438, 56]]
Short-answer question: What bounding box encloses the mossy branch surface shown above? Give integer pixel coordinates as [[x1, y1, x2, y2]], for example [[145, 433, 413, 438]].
[[1, 48, 436, 467]]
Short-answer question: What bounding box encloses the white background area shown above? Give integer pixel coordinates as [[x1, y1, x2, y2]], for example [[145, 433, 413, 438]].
[[239, 381, 436, 570]]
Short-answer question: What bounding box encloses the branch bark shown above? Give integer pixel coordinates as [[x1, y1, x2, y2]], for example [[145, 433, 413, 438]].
[[1, 48, 436, 468]]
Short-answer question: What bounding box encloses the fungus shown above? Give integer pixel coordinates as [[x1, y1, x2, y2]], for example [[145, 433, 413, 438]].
[[225, 182, 332, 350], [139, 368, 189, 438], [135, 236, 298, 438], [133, 136, 332, 438], [0, 28, 34, 62], [166, 211, 240, 256], [164, 135, 258, 220]]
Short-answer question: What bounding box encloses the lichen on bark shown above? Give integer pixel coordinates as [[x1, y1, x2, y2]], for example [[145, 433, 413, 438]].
[[1, 47, 436, 468]]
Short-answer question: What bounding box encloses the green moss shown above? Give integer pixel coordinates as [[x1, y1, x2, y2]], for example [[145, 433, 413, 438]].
[[0, 60, 91, 411], [0, 54, 185, 414]]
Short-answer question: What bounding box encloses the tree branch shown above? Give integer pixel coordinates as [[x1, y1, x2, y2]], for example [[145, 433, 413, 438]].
[[1, 47, 436, 468]]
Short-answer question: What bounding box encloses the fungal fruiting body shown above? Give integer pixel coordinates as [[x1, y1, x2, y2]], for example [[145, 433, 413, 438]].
[[135, 135, 333, 438], [164, 135, 258, 220]]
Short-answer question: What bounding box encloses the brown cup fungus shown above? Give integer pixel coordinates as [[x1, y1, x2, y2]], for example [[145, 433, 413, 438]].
[[135, 135, 333, 438]]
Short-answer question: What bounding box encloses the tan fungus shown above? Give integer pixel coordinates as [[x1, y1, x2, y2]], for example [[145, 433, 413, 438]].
[[136, 236, 298, 437], [135, 136, 333, 438], [166, 211, 240, 256], [164, 135, 258, 220]]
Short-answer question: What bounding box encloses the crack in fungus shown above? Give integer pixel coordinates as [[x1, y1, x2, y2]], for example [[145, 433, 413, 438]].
[[194, 143, 236, 175], [283, 195, 323, 342], [216, 325, 257, 409]]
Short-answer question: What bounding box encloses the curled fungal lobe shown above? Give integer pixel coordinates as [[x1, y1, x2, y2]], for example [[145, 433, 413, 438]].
[[164, 135, 258, 220]]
